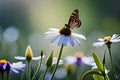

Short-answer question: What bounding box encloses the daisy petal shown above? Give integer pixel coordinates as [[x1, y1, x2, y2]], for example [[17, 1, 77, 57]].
[[45, 32, 59, 38], [49, 28, 59, 31], [110, 39, 120, 42], [111, 35, 120, 42], [111, 34, 119, 40], [72, 33, 86, 40], [32, 56, 45, 60], [65, 56, 76, 64], [91, 65, 97, 69], [11, 68, 19, 73], [45, 31, 58, 35], [82, 56, 97, 69], [68, 37, 74, 46], [51, 35, 60, 43], [11, 62, 26, 69], [63, 36, 69, 46], [82, 56, 94, 66], [11, 62, 26, 73], [14, 56, 26, 60], [93, 42, 105, 47], [58, 35, 65, 46], [72, 36, 80, 46], [98, 38, 104, 41]]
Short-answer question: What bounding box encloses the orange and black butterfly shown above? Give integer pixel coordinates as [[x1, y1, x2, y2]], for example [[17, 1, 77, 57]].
[[65, 9, 81, 29]]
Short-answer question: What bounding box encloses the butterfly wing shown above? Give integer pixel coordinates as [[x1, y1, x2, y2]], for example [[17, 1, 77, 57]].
[[66, 9, 81, 29]]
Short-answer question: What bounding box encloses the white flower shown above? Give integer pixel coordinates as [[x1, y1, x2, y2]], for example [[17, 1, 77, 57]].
[[93, 34, 120, 47], [64, 52, 97, 69], [14, 45, 45, 61], [14, 56, 44, 61], [52, 57, 63, 65], [0, 59, 26, 73], [10, 62, 26, 73], [45, 27, 86, 46], [82, 57, 97, 69]]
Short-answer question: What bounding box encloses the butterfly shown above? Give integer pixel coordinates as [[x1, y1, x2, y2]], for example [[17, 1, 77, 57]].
[[65, 9, 81, 29]]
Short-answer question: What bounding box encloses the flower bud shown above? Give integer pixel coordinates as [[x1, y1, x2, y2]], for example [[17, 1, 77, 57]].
[[25, 45, 33, 62], [45, 51, 53, 67], [66, 64, 73, 74]]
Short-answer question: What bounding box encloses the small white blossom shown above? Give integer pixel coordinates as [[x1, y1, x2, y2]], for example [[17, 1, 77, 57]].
[[10, 62, 26, 73], [64, 52, 97, 69], [0, 59, 26, 73], [93, 34, 120, 47], [14, 45, 44, 61]]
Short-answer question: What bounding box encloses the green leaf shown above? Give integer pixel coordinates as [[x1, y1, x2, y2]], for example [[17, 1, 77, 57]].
[[93, 74, 104, 80], [92, 53, 104, 73], [81, 70, 101, 80], [105, 74, 110, 80], [93, 74, 110, 80]]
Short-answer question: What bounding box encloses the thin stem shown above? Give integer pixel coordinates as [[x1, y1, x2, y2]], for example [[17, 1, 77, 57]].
[[32, 56, 43, 80], [51, 44, 64, 80], [103, 49, 106, 80], [42, 67, 49, 80], [107, 46, 117, 80], [27, 61, 31, 80], [1, 72, 4, 80], [103, 75, 106, 80], [67, 74, 72, 80], [6, 71, 10, 80]]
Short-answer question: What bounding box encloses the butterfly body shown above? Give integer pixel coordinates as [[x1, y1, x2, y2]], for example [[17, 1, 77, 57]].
[[65, 9, 81, 29]]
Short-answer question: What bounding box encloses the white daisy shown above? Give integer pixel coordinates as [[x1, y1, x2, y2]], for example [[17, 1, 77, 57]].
[[45, 26, 86, 46], [0, 59, 26, 73], [64, 52, 97, 69], [93, 34, 120, 47], [10, 62, 26, 73], [14, 45, 44, 61]]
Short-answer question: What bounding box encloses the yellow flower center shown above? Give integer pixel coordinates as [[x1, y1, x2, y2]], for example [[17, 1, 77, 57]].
[[59, 26, 72, 36], [103, 36, 112, 41], [75, 52, 83, 59], [0, 59, 7, 64]]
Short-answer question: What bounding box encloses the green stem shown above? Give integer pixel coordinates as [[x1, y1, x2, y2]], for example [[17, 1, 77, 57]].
[[1, 72, 4, 80], [76, 65, 80, 80], [103, 75, 106, 80], [107, 46, 117, 80], [32, 56, 43, 80], [67, 74, 72, 80], [103, 49, 106, 80], [42, 67, 49, 80], [27, 61, 31, 80], [6, 71, 10, 80], [51, 44, 64, 80]]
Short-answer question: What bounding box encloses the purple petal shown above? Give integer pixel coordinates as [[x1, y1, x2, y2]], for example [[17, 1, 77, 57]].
[[68, 37, 74, 46], [63, 36, 69, 46], [58, 35, 65, 46], [51, 35, 60, 43]]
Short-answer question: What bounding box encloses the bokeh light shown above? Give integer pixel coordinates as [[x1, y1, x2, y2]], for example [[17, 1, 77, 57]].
[[3, 27, 19, 42]]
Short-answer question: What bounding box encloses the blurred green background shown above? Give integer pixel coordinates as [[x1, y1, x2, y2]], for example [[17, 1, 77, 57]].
[[0, 0, 120, 80]]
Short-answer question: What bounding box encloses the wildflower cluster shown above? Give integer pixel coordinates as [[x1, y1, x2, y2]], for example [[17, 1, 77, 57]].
[[0, 9, 120, 80]]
